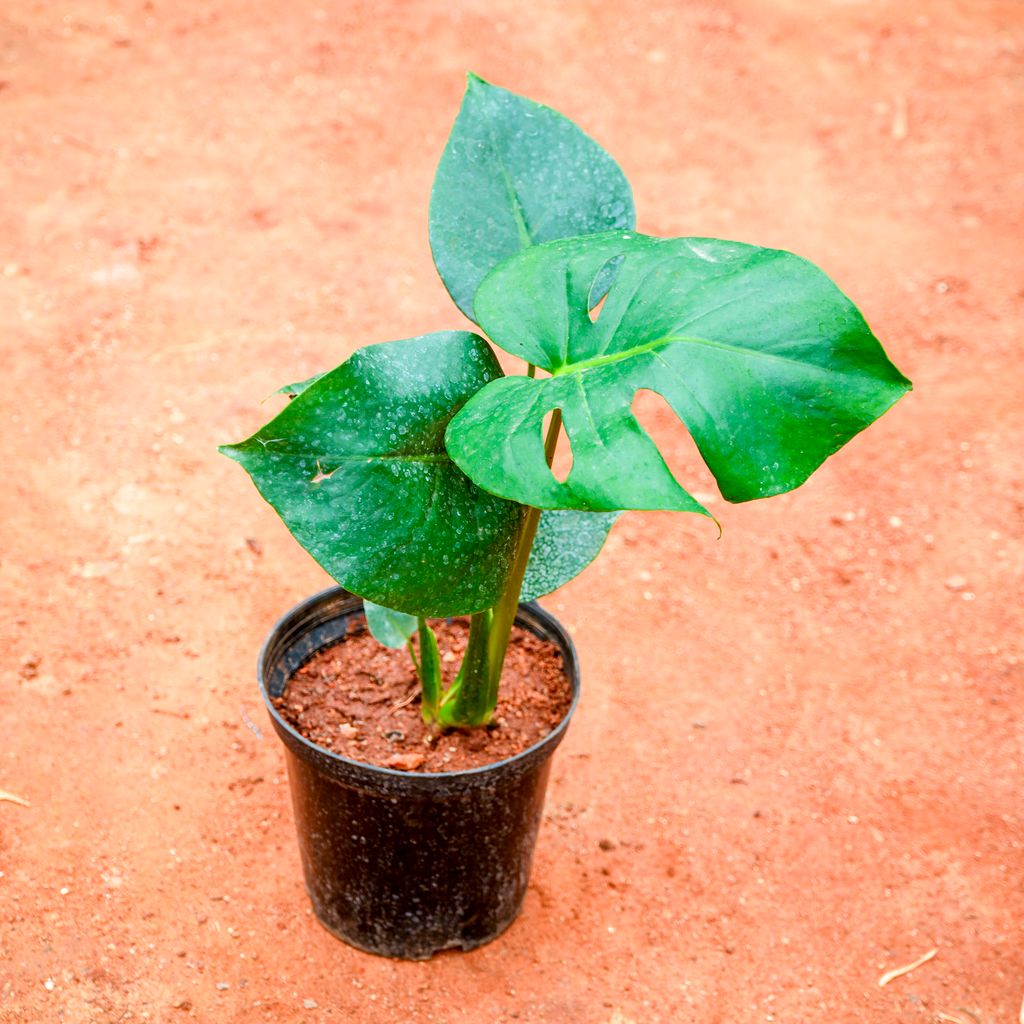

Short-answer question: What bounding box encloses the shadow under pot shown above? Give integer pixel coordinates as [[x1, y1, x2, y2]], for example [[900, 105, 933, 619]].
[[257, 586, 581, 961]]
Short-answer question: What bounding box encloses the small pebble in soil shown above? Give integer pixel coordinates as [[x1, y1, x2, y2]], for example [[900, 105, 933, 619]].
[[337, 722, 358, 739], [385, 752, 425, 771], [303, 999, 318, 1009], [945, 575, 968, 591], [599, 838, 616, 851], [216, 982, 230, 990]]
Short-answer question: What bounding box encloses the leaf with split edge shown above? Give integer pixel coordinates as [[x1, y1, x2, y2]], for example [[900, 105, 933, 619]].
[[220, 331, 524, 618], [521, 509, 622, 602], [429, 73, 635, 322], [364, 600, 417, 649], [446, 231, 912, 512]]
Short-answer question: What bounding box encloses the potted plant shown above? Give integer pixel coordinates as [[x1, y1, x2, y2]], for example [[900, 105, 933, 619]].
[[221, 73, 911, 959]]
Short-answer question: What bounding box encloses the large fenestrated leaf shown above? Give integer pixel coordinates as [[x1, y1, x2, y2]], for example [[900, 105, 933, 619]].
[[220, 332, 524, 617], [521, 510, 621, 602], [429, 73, 635, 322], [446, 232, 912, 511]]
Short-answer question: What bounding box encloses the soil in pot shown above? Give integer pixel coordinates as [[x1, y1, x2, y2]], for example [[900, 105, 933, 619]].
[[273, 616, 573, 773]]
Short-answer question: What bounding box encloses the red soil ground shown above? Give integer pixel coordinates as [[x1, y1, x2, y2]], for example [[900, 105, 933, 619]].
[[2, 1, 1022, 1021]]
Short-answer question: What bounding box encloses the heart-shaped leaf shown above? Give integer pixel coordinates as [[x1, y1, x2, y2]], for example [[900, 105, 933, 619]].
[[521, 510, 621, 602], [221, 331, 523, 617], [429, 73, 635, 322], [447, 232, 911, 511]]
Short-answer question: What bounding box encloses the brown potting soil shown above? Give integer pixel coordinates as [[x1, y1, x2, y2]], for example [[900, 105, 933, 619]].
[[274, 619, 573, 772]]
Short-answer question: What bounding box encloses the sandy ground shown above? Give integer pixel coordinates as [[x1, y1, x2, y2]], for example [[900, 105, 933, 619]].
[[2, 1, 1022, 1021]]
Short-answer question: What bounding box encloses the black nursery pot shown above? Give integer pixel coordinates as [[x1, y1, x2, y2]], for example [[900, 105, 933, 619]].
[[257, 587, 580, 960]]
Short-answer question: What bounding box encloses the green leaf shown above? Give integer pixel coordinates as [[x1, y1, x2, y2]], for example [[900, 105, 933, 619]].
[[364, 600, 417, 649], [429, 73, 635, 322], [447, 232, 912, 511], [221, 331, 523, 617], [521, 510, 621, 602]]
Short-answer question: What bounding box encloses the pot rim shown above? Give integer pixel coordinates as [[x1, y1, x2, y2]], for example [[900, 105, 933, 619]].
[[257, 586, 581, 790]]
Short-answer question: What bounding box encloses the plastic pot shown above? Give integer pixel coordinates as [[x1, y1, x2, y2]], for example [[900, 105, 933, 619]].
[[257, 586, 580, 960]]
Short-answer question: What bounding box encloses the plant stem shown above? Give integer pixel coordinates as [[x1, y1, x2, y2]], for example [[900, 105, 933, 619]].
[[439, 609, 492, 727], [416, 616, 442, 724], [438, 407, 562, 729], [485, 408, 562, 698]]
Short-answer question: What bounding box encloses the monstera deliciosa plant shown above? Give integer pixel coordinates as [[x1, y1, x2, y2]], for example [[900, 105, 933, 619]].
[[222, 73, 911, 730]]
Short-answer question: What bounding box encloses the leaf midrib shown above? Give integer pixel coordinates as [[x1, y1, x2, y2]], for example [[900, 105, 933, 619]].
[[484, 121, 534, 250], [549, 332, 858, 378], [247, 444, 451, 464]]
